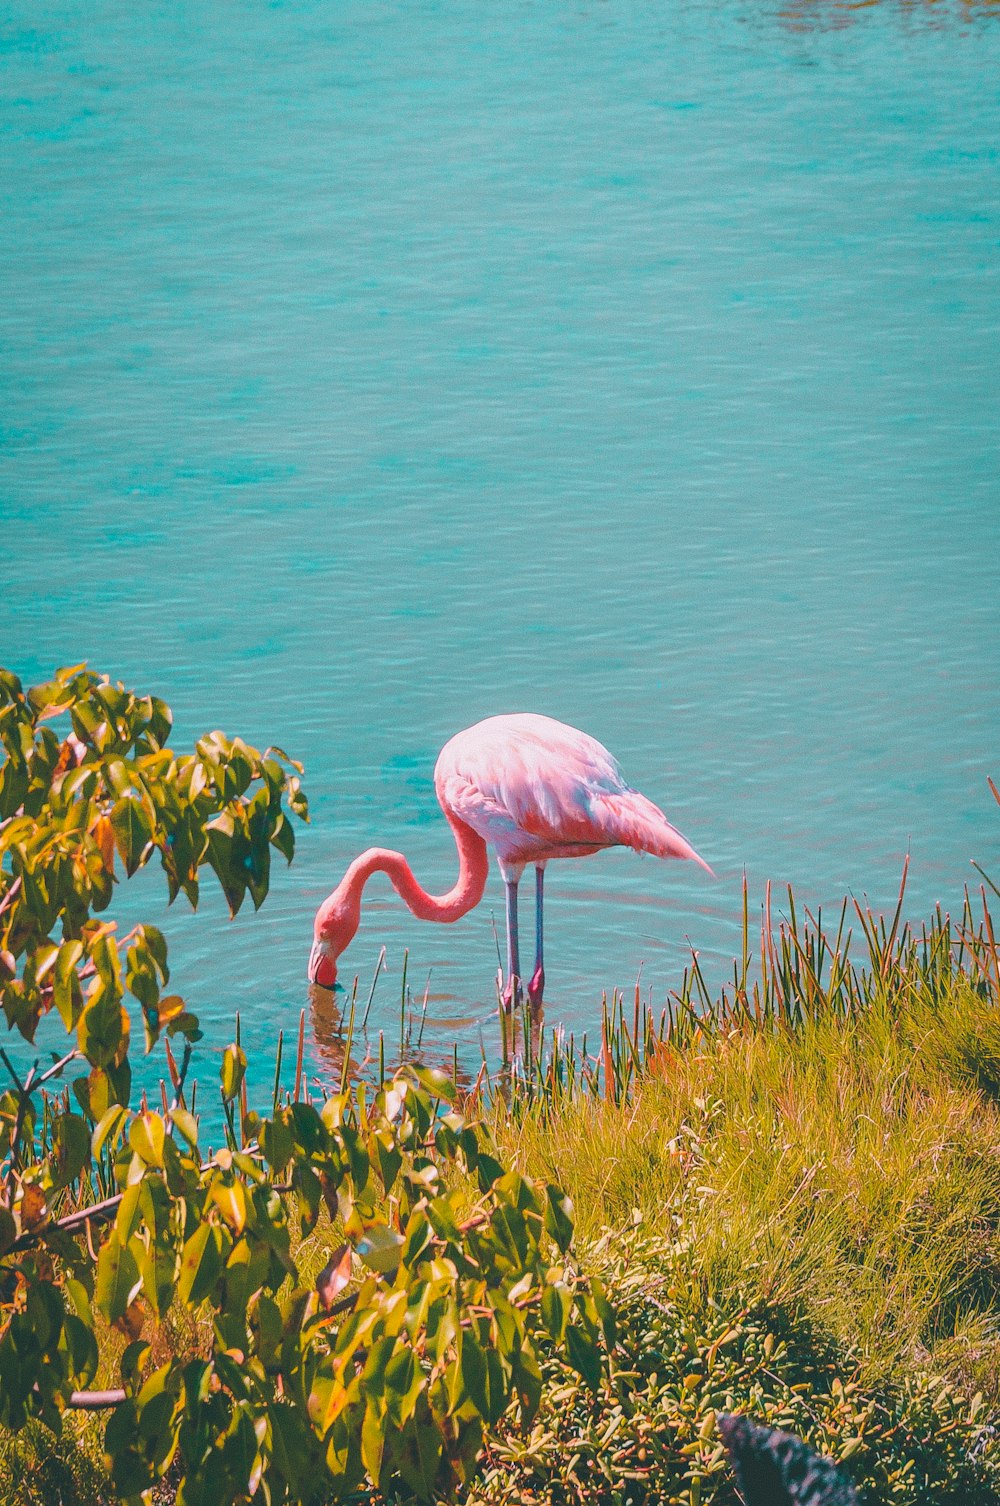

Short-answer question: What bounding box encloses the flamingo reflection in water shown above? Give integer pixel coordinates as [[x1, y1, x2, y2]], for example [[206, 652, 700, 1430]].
[[305, 979, 485, 1098]]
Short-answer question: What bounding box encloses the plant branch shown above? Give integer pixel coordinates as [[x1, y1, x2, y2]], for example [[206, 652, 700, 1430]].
[[1, 1046, 37, 1177], [64, 1287, 363, 1412], [0, 874, 22, 921], [169, 1038, 194, 1112], [36, 1048, 80, 1089], [68, 1387, 127, 1410], [0, 1046, 80, 1188]]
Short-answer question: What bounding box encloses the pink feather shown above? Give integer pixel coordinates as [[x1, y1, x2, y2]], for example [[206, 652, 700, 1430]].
[[435, 713, 713, 874]]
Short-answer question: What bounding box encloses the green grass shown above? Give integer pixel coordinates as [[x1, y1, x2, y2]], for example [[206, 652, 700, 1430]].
[[470, 873, 1000, 1502], [470, 1231, 996, 1506], [0, 1416, 108, 1506], [495, 977, 1000, 1393]]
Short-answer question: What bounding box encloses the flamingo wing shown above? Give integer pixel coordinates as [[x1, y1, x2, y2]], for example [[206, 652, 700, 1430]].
[[435, 714, 711, 871]]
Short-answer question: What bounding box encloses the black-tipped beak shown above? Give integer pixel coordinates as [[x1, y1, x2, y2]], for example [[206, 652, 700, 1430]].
[[308, 939, 337, 989]]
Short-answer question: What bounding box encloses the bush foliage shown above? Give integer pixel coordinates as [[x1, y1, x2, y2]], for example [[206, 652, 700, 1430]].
[[0, 666, 602, 1504], [472, 1233, 996, 1506]]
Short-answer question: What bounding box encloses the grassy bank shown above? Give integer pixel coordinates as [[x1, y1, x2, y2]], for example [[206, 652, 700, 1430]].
[[4, 876, 1000, 1504], [497, 968, 1000, 1391], [472, 877, 1000, 1503]]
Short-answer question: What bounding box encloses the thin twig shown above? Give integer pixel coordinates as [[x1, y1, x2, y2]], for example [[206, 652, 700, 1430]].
[[1, 1047, 37, 1176], [64, 1285, 363, 1411], [68, 1388, 127, 1410], [6, 1138, 276, 1256], [0, 874, 22, 921], [294, 1008, 305, 1102], [0, 1045, 31, 1096], [7, 1191, 125, 1253], [169, 1039, 194, 1113], [36, 1049, 80, 1089]]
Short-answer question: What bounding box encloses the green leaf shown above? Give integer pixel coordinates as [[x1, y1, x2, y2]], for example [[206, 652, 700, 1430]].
[[411, 1063, 457, 1104], [246, 835, 271, 910], [0, 665, 25, 700], [360, 1400, 385, 1487], [293, 1162, 322, 1236], [177, 1222, 226, 1307], [497, 1170, 541, 1216], [92, 1103, 129, 1159], [543, 1183, 574, 1253], [454, 1327, 488, 1417], [74, 1065, 117, 1122], [512, 1347, 543, 1428], [95, 1229, 142, 1324], [78, 987, 125, 1069], [589, 1275, 617, 1347], [170, 1107, 199, 1150], [127, 951, 160, 1015], [356, 1223, 404, 1275], [477, 1151, 504, 1193], [396, 1405, 444, 1498], [565, 1322, 602, 1392], [134, 1234, 176, 1318], [147, 696, 172, 746], [290, 1101, 326, 1156], [483, 1347, 507, 1424], [138, 924, 168, 980], [274, 1403, 325, 1494], [400, 1210, 433, 1268], [53, 940, 85, 1029], [115, 1182, 143, 1243], [541, 1281, 571, 1342], [109, 794, 153, 877], [340, 1123, 370, 1192], [270, 813, 295, 863], [260, 1112, 294, 1174], [104, 759, 135, 799], [31, 942, 59, 987], [426, 1194, 464, 1245], [121, 1339, 151, 1396], [50, 1112, 90, 1189], [129, 1110, 166, 1168], [384, 1345, 423, 1428], [209, 1177, 247, 1233], [220, 1042, 247, 1103], [62, 1312, 99, 1389], [204, 813, 248, 916], [373, 1130, 402, 1195]]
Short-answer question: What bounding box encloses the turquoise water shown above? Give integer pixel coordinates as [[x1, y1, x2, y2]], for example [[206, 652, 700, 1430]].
[[2, 0, 999, 1097]]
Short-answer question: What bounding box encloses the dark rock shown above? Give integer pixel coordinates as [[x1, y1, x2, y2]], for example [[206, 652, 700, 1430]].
[[718, 1413, 860, 1506]]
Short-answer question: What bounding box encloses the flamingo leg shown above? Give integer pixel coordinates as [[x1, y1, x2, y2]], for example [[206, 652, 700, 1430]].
[[528, 865, 545, 1017], [503, 875, 521, 1011]]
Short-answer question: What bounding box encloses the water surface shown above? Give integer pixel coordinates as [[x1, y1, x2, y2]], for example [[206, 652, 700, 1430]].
[[2, 0, 999, 1098]]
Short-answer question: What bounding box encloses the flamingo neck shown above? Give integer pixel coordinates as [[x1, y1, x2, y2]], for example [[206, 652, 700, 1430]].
[[315, 814, 489, 957]]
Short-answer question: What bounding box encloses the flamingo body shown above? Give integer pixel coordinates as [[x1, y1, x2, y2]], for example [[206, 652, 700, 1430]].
[[308, 713, 710, 997], [435, 714, 711, 875]]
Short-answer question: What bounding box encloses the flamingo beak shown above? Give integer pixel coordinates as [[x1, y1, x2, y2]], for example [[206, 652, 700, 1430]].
[[308, 939, 337, 989]]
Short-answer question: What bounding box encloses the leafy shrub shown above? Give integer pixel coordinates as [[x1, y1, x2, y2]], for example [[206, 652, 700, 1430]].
[[473, 1232, 999, 1506], [0, 666, 603, 1504]]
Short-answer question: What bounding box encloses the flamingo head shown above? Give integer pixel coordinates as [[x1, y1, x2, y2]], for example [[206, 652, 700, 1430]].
[[307, 890, 360, 990]]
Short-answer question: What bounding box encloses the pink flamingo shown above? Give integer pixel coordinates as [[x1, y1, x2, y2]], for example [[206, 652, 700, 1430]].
[[308, 713, 712, 1011]]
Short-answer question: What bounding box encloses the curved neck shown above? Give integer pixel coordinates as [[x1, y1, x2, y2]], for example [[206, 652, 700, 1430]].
[[317, 813, 489, 945]]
